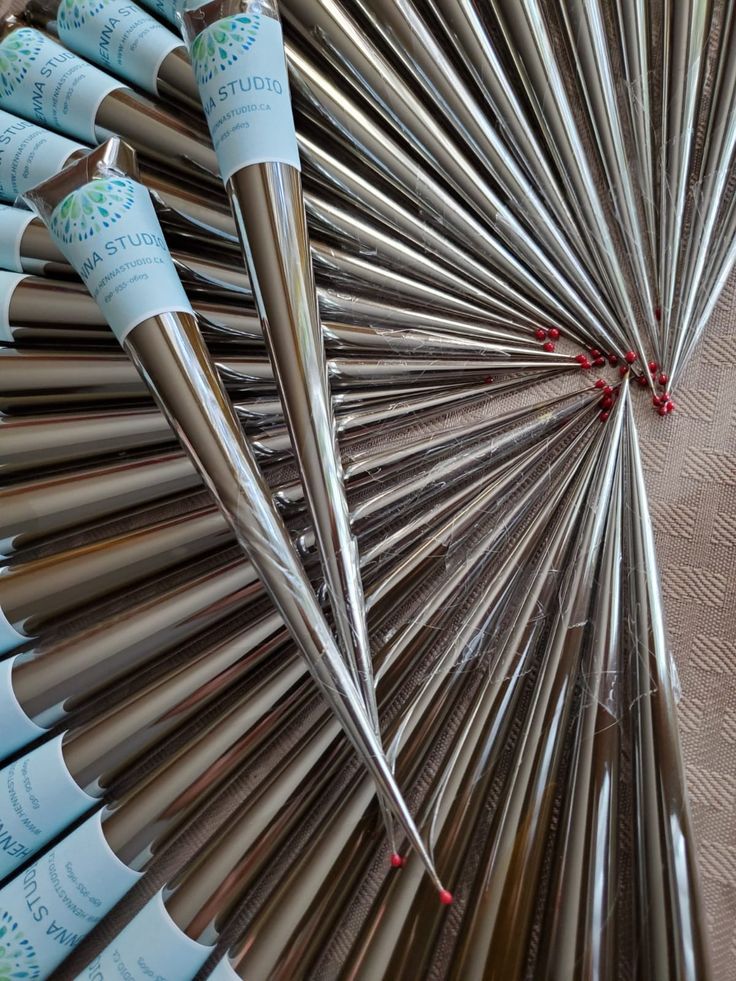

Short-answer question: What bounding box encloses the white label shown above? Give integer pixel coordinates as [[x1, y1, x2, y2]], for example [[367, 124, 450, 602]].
[[0, 109, 82, 203], [0, 812, 140, 976], [0, 601, 26, 655], [190, 14, 300, 182], [0, 735, 96, 880], [0, 656, 47, 761], [47, 176, 193, 342], [138, 0, 181, 28], [0, 271, 28, 342], [209, 956, 241, 980], [0, 204, 35, 273], [0, 28, 124, 144], [56, 0, 184, 96], [80, 890, 212, 980]]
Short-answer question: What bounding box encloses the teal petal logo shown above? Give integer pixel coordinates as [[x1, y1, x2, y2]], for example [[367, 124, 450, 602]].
[[0, 29, 43, 98], [191, 14, 261, 86], [0, 911, 40, 981], [50, 176, 136, 245], [57, 0, 107, 30]]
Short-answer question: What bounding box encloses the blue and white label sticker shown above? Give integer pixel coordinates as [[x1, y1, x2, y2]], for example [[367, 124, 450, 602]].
[[0, 109, 82, 203], [0, 655, 47, 760], [0, 270, 28, 343], [0, 811, 141, 977], [0, 204, 35, 272], [190, 13, 300, 182], [81, 890, 213, 980], [0, 28, 124, 144], [46, 176, 193, 343], [0, 735, 96, 879], [56, 0, 184, 96]]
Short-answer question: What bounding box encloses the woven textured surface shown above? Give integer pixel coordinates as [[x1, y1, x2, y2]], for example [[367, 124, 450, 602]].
[[643, 277, 736, 980]]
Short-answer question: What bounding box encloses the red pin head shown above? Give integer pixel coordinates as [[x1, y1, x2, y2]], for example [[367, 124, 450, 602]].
[[608, 353, 619, 366], [648, 361, 657, 373], [390, 853, 404, 869], [594, 378, 606, 389], [593, 357, 605, 367], [624, 351, 637, 364], [439, 889, 454, 905], [542, 341, 555, 352], [599, 411, 610, 422], [658, 372, 669, 386], [590, 348, 601, 358], [619, 365, 629, 376], [535, 328, 547, 340], [637, 374, 648, 387], [548, 327, 560, 340]]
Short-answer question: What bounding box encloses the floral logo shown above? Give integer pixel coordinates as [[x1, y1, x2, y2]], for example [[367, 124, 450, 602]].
[[57, 0, 107, 31], [0, 29, 43, 98], [0, 911, 40, 981], [191, 14, 261, 86], [50, 176, 136, 245]]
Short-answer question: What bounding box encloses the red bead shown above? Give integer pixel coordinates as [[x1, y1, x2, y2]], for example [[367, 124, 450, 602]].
[[603, 385, 613, 396], [390, 853, 404, 868], [548, 327, 560, 339], [624, 351, 637, 364], [608, 354, 618, 365], [579, 359, 591, 369], [535, 328, 547, 340], [637, 374, 648, 386], [648, 361, 657, 373], [661, 391, 671, 402], [619, 365, 629, 376], [590, 348, 601, 358], [593, 357, 605, 367], [599, 411, 610, 422], [657, 406, 668, 416], [439, 890, 454, 905], [593, 378, 605, 389], [600, 396, 614, 409], [667, 401, 676, 413], [575, 353, 586, 363], [542, 341, 555, 352], [652, 395, 662, 406], [658, 372, 668, 385]]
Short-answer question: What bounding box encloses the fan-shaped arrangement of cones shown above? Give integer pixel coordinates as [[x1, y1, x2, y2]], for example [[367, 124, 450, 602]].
[[0, 0, 729, 977]]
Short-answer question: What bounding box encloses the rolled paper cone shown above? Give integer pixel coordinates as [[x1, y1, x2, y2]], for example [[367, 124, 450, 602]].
[[623, 405, 710, 977], [0, 20, 218, 179], [183, 0, 394, 775], [24, 0, 202, 107], [25, 136, 445, 890]]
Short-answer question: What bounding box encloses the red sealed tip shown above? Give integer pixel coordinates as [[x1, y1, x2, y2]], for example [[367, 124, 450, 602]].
[[599, 411, 610, 422], [658, 372, 669, 386], [624, 350, 637, 364], [548, 327, 560, 340], [535, 328, 547, 340], [594, 378, 606, 389], [439, 889, 454, 905], [390, 853, 404, 869], [542, 341, 555, 352]]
